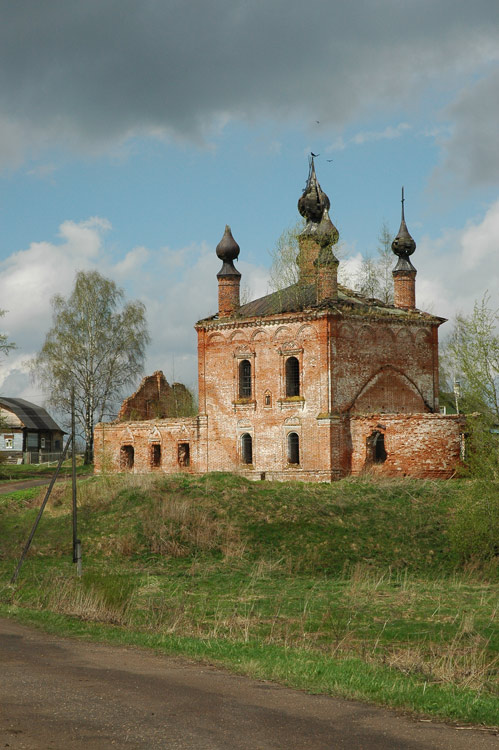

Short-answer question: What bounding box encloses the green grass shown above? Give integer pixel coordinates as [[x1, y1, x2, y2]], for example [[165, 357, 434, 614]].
[[0, 472, 497, 726], [0, 459, 93, 482]]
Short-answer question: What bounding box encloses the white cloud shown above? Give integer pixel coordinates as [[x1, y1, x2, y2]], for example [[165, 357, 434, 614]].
[[327, 123, 411, 151], [351, 123, 411, 146], [417, 199, 499, 322], [0, 217, 269, 403]]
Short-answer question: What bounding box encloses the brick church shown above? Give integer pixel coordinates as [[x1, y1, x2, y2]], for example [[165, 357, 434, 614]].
[[94, 160, 463, 480]]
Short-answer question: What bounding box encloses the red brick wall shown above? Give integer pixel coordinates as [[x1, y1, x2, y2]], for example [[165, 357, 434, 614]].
[[218, 276, 240, 318], [331, 318, 438, 413], [197, 315, 337, 479], [94, 417, 206, 474], [348, 413, 464, 478], [118, 371, 193, 420], [393, 270, 416, 310], [94, 308, 456, 482]]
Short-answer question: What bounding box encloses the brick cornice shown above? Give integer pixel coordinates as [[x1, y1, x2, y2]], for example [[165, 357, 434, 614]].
[[195, 306, 443, 332]]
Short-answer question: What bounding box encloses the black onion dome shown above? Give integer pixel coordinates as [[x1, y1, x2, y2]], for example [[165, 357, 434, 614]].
[[391, 188, 416, 258], [317, 207, 339, 247], [216, 225, 240, 262], [298, 157, 330, 224]]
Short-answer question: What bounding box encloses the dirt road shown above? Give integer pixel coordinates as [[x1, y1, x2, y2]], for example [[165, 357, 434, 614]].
[[0, 477, 68, 495], [1, 618, 496, 749]]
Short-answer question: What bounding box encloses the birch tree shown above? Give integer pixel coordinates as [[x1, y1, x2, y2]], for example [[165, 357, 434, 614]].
[[31, 271, 149, 463], [446, 293, 499, 421], [0, 309, 16, 358]]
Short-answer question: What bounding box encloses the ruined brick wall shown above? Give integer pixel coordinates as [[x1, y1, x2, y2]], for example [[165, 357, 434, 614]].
[[197, 311, 442, 480], [94, 308, 457, 482], [94, 417, 206, 474], [118, 371, 194, 420], [331, 318, 438, 414], [348, 413, 464, 478]]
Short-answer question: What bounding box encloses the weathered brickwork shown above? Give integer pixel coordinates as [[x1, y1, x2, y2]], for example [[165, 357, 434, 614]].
[[118, 371, 194, 421], [94, 163, 463, 482], [393, 270, 417, 310], [94, 416, 207, 475], [348, 414, 464, 478]]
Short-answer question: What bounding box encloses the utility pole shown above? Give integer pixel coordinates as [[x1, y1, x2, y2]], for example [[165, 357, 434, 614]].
[[11, 436, 72, 584], [72, 388, 82, 576]]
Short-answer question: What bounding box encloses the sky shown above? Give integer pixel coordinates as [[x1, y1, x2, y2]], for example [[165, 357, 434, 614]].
[[0, 0, 498, 410]]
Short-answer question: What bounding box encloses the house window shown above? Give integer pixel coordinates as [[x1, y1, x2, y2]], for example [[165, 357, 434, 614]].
[[27, 432, 38, 449], [239, 359, 252, 398], [366, 431, 387, 464], [287, 432, 300, 464], [178, 443, 190, 467], [285, 356, 300, 397], [241, 433, 253, 464], [151, 444, 161, 468], [120, 445, 134, 470], [40, 437, 46, 449], [264, 391, 272, 407], [4, 435, 13, 449]]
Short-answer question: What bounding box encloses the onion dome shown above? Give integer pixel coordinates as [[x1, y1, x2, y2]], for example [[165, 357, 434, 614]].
[[317, 207, 339, 248], [392, 187, 416, 258], [216, 225, 240, 262], [216, 225, 241, 278], [298, 156, 330, 224]]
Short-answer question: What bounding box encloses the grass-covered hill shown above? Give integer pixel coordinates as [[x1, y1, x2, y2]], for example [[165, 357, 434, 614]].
[[0, 473, 498, 726]]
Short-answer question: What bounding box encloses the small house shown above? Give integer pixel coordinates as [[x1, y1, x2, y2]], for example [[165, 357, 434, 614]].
[[0, 397, 65, 463]]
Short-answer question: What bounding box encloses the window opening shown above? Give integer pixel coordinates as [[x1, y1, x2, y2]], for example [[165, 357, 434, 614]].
[[287, 432, 300, 464], [178, 442, 190, 467], [4, 435, 13, 449], [120, 445, 134, 470], [239, 359, 252, 398], [241, 433, 253, 464], [151, 444, 161, 468], [285, 356, 300, 397], [264, 393, 271, 407], [366, 431, 387, 464]]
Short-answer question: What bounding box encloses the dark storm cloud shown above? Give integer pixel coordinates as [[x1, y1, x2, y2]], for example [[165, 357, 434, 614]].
[[441, 70, 499, 185], [0, 0, 498, 181]]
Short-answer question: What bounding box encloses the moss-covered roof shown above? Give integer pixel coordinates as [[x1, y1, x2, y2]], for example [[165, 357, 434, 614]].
[[197, 282, 445, 326]]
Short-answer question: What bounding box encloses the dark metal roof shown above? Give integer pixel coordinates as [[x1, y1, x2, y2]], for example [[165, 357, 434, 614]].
[[230, 283, 437, 320], [0, 398, 63, 432], [197, 281, 445, 326]]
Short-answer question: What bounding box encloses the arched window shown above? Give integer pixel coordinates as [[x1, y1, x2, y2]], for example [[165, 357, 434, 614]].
[[150, 444, 161, 468], [373, 432, 387, 463], [285, 356, 300, 397], [287, 432, 300, 465], [366, 431, 387, 464], [239, 359, 252, 398], [241, 433, 253, 464], [120, 445, 134, 470]]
